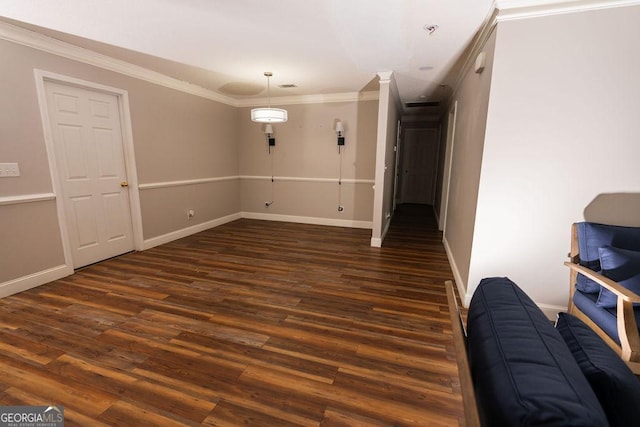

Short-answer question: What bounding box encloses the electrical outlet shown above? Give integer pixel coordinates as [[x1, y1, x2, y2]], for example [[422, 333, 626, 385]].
[[187, 209, 195, 219], [0, 163, 20, 177]]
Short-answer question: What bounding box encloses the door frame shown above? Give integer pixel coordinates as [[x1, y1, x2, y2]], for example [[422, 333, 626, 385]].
[[392, 120, 401, 212], [34, 70, 143, 269], [439, 101, 458, 232]]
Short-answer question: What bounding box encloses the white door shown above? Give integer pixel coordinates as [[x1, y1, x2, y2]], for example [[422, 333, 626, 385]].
[[45, 81, 134, 268], [400, 128, 440, 204]]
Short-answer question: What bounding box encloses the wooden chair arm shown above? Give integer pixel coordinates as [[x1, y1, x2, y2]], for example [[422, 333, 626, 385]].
[[564, 261, 640, 303], [445, 280, 481, 427]]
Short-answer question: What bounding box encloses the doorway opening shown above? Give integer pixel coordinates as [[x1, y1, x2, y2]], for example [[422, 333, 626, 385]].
[[396, 125, 441, 208]]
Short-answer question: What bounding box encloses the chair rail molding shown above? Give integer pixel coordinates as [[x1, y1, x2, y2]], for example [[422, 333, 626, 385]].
[[0, 193, 55, 206]]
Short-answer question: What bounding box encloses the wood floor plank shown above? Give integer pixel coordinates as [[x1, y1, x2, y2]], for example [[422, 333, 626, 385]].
[[203, 400, 319, 427], [0, 205, 464, 425], [0, 387, 112, 427], [134, 365, 328, 424], [239, 365, 459, 426], [0, 354, 118, 417], [169, 333, 339, 384], [0, 330, 64, 365], [320, 406, 395, 427], [100, 399, 200, 427]]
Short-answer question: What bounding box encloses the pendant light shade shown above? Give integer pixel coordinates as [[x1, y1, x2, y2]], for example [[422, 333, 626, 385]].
[[251, 107, 288, 123], [251, 72, 288, 123]]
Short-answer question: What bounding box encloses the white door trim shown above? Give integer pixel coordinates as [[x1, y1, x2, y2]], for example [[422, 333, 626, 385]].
[[439, 101, 458, 232], [34, 69, 144, 270], [392, 120, 401, 213]]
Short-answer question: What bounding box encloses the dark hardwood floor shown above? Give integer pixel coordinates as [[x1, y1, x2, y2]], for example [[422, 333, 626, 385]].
[[0, 204, 463, 426]]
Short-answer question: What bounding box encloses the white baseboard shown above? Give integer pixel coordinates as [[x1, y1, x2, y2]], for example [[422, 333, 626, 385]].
[[442, 235, 471, 307], [538, 303, 567, 321], [240, 212, 373, 230], [442, 235, 567, 320], [144, 212, 372, 251], [370, 216, 392, 248], [381, 216, 391, 239], [0, 264, 72, 298], [143, 213, 241, 250]]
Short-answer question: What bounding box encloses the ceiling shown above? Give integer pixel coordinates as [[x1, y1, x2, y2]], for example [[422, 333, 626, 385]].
[[0, 0, 505, 117]]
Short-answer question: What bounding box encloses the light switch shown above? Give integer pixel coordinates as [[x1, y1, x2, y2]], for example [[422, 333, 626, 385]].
[[0, 163, 20, 177]]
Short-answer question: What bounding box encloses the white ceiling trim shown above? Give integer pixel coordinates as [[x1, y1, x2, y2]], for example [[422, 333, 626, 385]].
[[450, 6, 499, 99], [236, 91, 378, 108], [0, 21, 237, 105], [0, 20, 376, 107], [495, 0, 640, 21]]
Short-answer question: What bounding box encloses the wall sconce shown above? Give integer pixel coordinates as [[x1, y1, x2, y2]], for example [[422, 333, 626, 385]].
[[335, 120, 345, 212], [265, 124, 276, 153], [335, 120, 345, 153]]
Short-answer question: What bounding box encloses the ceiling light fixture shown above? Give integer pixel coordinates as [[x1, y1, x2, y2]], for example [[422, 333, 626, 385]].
[[251, 72, 288, 123]]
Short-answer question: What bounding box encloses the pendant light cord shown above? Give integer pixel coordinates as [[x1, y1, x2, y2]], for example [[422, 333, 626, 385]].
[[270, 145, 275, 204], [265, 71, 273, 109], [338, 146, 343, 211]]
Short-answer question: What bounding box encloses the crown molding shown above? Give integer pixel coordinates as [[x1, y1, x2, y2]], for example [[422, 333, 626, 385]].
[[236, 90, 379, 107], [0, 20, 379, 108], [450, 6, 499, 99], [0, 21, 238, 106], [377, 71, 393, 83], [496, 0, 640, 21]]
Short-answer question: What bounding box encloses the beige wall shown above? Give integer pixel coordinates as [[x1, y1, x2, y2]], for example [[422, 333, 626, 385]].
[[0, 201, 65, 283], [130, 84, 240, 241], [239, 100, 378, 225], [140, 180, 241, 239], [133, 89, 239, 183], [447, 4, 640, 314], [0, 34, 240, 292], [443, 28, 496, 295]]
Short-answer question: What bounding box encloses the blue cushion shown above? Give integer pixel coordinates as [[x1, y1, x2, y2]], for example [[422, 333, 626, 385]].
[[573, 289, 640, 345], [467, 277, 608, 426], [596, 246, 640, 308], [576, 222, 640, 293], [573, 290, 620, 343], [556, 312, 640, 427]]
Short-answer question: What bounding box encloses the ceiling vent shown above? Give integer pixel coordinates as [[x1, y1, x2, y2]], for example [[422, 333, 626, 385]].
[[405, 101, 440, 108]]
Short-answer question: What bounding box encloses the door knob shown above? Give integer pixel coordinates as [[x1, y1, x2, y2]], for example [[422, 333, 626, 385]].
[[120, 181, 129, 188]]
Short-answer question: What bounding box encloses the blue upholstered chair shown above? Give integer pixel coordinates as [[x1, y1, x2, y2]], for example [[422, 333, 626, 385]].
[[565, 222, 640, 374]]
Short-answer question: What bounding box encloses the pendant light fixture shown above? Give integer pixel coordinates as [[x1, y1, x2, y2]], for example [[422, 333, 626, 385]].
[[251, 72, 288, 123]]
